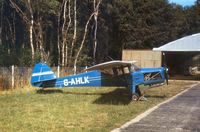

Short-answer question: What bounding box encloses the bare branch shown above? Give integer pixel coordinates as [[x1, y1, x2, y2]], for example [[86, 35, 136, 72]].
[[73, 12, 96, 72], [9, 0, 29, 24]]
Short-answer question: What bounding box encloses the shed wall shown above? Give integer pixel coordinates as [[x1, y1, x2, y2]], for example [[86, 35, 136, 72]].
[[122, 50, 162, 68]]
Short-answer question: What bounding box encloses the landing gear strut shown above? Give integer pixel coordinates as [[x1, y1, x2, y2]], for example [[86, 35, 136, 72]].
[[131, 86, 147, 101]]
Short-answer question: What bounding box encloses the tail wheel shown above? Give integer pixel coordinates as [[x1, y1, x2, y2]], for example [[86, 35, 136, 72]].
[[132, 93, 139, 101]]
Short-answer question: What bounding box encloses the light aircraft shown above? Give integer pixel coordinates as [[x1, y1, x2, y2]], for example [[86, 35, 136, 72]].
[[31, 61, 168, 101]]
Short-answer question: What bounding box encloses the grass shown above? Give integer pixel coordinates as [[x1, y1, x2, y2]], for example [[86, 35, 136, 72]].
[[0, 81, 195, 132]]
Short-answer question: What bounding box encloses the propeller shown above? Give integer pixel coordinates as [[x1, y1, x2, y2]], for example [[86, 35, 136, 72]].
[[164, 67, 169, 85]]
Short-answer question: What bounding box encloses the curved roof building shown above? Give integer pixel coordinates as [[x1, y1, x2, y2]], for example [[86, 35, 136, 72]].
[[153, 33, 200, 51]]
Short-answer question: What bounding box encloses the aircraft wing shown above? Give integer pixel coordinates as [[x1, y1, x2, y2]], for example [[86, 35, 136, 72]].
[[85, 60, 136, 71]]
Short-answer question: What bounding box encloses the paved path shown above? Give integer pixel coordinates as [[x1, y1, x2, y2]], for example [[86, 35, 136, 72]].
[[114, 84, 200, 132]]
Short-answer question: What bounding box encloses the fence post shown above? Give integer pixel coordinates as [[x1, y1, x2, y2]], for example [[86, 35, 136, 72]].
[[57, 65, 60, 77], [74, 66, 76, 75], [85, 66, 88, 73], [12, 65, 14, 89]]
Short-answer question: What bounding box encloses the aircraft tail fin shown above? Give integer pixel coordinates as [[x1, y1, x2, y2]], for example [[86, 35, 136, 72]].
[[31, 63, 57, 87]]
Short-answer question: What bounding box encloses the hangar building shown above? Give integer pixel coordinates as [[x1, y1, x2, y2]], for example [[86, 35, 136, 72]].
[[153, 33, 200, 79]]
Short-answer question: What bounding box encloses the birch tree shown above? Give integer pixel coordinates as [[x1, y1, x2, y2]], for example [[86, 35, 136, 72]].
[[69, 0, 77, 62], [9, 0, 35, 62], [27, 0, 34, 61], [73, 0, 102, 73], [65, 0, 72, 66], [93, 0, 101, 63], [57, 1, 63, 65], [57, 0, 72, 66]]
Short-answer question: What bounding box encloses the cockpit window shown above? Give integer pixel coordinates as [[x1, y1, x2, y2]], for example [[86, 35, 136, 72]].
[[123, 67, 130, 74], [99, 64, 140, 75], [130, 64, 140, 72], [101, 69, 113, 75], [113, 67, 123, 75]]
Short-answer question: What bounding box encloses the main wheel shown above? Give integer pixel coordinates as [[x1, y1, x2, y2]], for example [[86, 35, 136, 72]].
[[132, 93, 139, 101]]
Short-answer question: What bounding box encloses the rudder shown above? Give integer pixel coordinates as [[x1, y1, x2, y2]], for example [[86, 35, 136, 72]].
[[31, 63, 56, 87]]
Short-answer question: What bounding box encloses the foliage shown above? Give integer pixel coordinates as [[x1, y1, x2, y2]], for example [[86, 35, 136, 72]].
[[18, 48, 32, 67], [0, 0, 200, 66], [18, 49, 45, 66], [0, 45, 17, 66]]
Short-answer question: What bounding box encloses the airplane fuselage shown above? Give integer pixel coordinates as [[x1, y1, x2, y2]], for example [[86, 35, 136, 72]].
[[32, 67, 166, 94]]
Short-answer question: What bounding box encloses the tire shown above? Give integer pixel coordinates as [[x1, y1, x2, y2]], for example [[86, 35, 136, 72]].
[[132, 93, 139, 101]]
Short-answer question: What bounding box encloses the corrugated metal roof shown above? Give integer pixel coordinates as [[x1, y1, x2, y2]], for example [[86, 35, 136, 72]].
[[153, 33, 200, 51]]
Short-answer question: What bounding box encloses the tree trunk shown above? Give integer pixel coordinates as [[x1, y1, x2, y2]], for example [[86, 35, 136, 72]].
[[9, 0, 30, 52], [61, 0, 67, 66], [57, 0, 66, 65], [70, 0, 77, 62], [38, 20, 44, 61], [57, 7, 61, 65], [27, 0, 35, 62], [73, 13, 95, 73], [93, 0, 101, 63], [73, 0, 102, 72], [65, 0, 72, 66], [30, 18, 35, 61], [61, 0, 71, 66], [93, 0, 97, 63]]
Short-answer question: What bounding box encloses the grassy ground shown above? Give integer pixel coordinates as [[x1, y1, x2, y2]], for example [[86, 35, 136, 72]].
[[0, 81, 195, 132]]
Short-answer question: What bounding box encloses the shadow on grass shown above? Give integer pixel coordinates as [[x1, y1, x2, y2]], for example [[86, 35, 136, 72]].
[[92, 89, 132, 105], [36, 89, 64, 94], [36, 88, 132, 105], [145, 94, 167, 99]]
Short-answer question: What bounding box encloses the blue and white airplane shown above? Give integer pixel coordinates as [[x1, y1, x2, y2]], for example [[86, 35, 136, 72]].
[[31, 61, 168, 100]]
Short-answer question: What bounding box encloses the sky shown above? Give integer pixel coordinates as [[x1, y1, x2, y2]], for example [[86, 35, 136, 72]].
[[169, 0, 196, 6]]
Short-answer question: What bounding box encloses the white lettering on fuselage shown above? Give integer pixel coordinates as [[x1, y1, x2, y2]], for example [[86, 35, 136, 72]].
[[63, 76, 90, 86]]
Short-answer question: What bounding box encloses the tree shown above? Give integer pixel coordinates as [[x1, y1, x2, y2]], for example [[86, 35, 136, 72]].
[[73, 0, 102, 72], [9, 0, 35, 62], [1, 0, 200, 67], [185, 1, 200, 34]]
